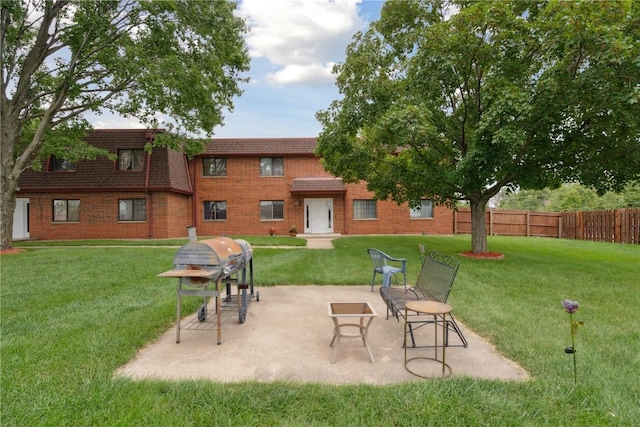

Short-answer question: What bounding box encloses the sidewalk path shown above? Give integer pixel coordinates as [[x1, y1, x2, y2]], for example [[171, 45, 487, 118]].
[[303, 235, 338, 249]]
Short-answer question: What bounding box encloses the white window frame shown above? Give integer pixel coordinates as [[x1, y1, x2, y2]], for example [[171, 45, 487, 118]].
[[260, 200, 284, 220], [353, 199, 377, 219], [260, 157, 284, 176], [410, 200, 434, 219], [53, 199, 80, 222]]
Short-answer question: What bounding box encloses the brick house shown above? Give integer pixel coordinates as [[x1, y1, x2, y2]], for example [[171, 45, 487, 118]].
[[15, 129, 454, 240]]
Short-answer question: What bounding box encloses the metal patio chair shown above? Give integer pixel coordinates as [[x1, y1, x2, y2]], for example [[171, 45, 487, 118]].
[[367, 248, 407, 292], [379, 249, 467, 347]]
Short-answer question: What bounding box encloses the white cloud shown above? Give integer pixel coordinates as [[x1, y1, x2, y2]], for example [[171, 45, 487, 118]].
[[238, 0, 365, 85], [267, 62, 336, 86], [90, 114, 145, 129]]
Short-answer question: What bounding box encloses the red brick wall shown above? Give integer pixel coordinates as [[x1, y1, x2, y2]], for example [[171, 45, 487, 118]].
[[22, 191, 190, 240], [342, 183, 454, 235], [148, 192, 193, 238], [192, 156, 454, 237], [19, 155, 455, 241], [194, 156, 312, 236]]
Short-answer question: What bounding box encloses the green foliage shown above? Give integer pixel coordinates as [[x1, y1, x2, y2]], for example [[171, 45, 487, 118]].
[[2, 236, 640, 425], [622, 181, 640, 207], [499, 182, 640, 211], [316, 0, 640, 252], [3, 0, 249, 145], [1, 0, 250, 248]]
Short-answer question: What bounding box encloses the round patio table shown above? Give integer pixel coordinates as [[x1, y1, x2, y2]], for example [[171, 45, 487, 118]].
[[404, 300, 452, 378]]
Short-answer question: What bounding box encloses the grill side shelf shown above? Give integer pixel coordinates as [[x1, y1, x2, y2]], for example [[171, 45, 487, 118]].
[[157, 269, 216, 278]]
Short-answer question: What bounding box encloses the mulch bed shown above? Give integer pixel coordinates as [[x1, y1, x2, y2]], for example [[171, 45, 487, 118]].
[[459, 251, 505, 260], [1, 248, 24, 255]]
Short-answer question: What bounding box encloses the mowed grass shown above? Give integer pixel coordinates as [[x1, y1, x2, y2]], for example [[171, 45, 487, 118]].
[[12, 234, 307, 248], [1, 235, 639, 426]]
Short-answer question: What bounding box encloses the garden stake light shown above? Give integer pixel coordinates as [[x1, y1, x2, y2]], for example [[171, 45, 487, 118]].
[[562, 299, 584, 384]]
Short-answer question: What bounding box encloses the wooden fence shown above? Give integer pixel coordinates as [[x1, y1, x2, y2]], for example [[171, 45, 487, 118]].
[[454, 208, 640, 244], [561, 208, 640, 244]]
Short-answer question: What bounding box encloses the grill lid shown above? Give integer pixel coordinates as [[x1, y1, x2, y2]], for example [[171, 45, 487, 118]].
[[173, 237, 244, 271], [235, 239, 253, 262]]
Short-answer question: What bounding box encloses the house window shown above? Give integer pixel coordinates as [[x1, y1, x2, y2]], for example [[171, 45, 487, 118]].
[[48, 156, 76, 172], [204, 201, 227, 220], [203, 158, 227, 176], [353, 199, 377, 219], [53, 199, 80, 221], [410, 200, 434, 218], [119, 199, 146, 221], [260, 200, 284, 220], [118, 149, 144, 171], [260, 157, 284, 176]]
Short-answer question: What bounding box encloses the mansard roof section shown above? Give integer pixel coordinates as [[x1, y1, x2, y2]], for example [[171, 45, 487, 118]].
[[18, 129, 192, 194], [201, 137, 318, 157], [160, 148, 192, 193]]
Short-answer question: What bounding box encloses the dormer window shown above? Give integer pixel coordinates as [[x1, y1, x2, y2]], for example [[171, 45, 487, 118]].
[[48, 156, 76, 172], [118, 149, 144, 171]]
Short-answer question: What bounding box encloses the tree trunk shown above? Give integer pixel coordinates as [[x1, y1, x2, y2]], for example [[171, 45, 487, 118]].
[[1, 184, 17, 250], [1, 115, 21, 250], [469, 198, 488, 253]]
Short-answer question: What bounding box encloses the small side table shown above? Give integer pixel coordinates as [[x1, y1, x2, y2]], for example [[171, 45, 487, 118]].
[[404, 300, 452, 378], [328, 302, 378, 364]]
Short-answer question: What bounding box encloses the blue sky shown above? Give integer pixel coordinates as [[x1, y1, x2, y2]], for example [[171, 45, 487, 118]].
[[92, 0, 385, 138]]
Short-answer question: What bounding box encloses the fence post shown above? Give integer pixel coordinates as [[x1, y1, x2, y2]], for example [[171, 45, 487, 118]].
[[453, 209, 457, 235], [489, 209, 494, 236], [578, 211, 584, 240], [558, 216, 562, 239]]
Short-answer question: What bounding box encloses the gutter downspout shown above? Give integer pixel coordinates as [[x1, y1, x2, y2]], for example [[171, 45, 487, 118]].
[[145, 150, 153, 238], [186, 155, 197, 229], [145, 130, 154, 238], [343, 191, 348, 234]]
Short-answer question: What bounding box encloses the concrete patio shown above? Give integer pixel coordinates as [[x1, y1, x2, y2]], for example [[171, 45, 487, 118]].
[[115, 285, 529, 385]]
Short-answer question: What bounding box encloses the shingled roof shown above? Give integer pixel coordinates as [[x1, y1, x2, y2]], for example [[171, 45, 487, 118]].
[[290, 177, 345, 194], [18, 129, 192, 194], [200, 138, 318, 157]]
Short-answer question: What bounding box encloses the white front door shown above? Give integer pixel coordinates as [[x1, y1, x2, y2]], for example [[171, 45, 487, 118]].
[[13, 198, 30, 239], [304, 198, 333, 234]]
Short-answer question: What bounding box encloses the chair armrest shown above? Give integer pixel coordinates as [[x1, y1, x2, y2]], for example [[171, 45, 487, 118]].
[[386, 256, 406, 272], [386, 254, 405, 263]]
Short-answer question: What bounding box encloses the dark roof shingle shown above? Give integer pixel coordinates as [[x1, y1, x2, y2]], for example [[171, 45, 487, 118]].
[[18, 129, 192, 194], [201, 138, 318, 157], [290, 177, 345, 194]]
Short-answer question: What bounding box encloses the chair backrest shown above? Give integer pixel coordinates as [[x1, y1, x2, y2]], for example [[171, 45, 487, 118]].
[[415, 250, 460, 303], [367, 248, 386, 271]]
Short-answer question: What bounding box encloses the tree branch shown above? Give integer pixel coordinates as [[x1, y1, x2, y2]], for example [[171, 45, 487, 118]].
[[12, 1, 69, 112]]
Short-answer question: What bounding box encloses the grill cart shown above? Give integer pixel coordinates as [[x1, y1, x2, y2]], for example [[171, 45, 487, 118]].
[[158, 232, 257, 344]]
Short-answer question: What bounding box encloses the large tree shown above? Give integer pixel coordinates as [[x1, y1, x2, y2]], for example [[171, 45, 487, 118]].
[[316, 0, 640, 253], [1, 0, 249, 249]]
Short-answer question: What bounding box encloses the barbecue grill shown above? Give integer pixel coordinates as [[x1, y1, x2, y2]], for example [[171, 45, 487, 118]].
[[158, 232, 257, 345]]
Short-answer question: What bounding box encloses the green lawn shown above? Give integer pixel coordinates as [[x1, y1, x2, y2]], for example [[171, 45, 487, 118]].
[[2, 235, 639, 426]]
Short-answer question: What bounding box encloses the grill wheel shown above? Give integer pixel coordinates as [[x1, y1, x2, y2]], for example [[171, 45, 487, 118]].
[[198, 305, 207, 322]]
